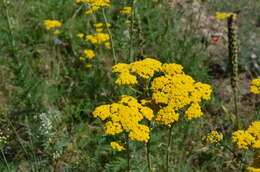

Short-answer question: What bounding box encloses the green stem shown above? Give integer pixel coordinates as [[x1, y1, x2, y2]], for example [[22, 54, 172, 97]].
[[166, 125, 173, 172], [126, 135, 130, 172], [146, 121, 152, 171], [102, 8, 117, 64], [146, 142, 151, 171]]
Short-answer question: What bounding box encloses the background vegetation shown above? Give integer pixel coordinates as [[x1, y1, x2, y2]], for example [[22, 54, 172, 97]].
[[0, 0, 259, 171]]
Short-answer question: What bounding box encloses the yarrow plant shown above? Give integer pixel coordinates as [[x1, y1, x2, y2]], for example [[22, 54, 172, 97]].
[[93, 58, 212, 171]]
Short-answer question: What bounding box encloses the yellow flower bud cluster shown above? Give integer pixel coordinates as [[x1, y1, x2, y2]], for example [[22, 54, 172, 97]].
[[215, 12, 237, 20], [93, 96, 154, 143], [232, 121, 260, 150], [75, 0, 110, 14], [203, 130, 223, 144], [110, 141, 126, 151], [120, 6, 132, 14], [43, 20, 62, 35], [250, 79, 260, 94]]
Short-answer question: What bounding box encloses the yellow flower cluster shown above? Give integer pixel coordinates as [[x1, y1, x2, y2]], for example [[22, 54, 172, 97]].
[[215, 12, 237, 20], [110, 142, 125, 151], [247, 155, 260, 172], [203, 130, 223, 144], [184, 103, 203, 120], [155, 106, 179, 125], [125, 20, 136, 24], [76, 24, 111, 68], [232, 121, 260, 149], [79, 49, 96, 61], [93, 96, 154, 142], [250, 79, 260, 94], [93, 23, 111, 32], [112, 58, 162, 85], [76, 33, 84, 38], [86, 33, 110, 48], [75, 0, 110, 14], [112, 58, 211, 124], [44, 20, 62, 35], [151, 64, 211, 122], [120, 7, 132, 14]]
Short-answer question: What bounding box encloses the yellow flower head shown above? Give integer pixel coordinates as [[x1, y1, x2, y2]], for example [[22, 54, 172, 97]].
[[93, 23, 103, 28], [112, 63, 130, 73], [185, 103, 203, 120], [250, 79, 260, 94], [155, 106, 179, 126], [232, 130, 255, 149], [247, 155, 260, 172], [84, 49, 95, 59], [130, 58, 162, 79], [215, 12, 237, 20], [93, 96, 154, 142], [104, 42, 111, 49], [53, 30, 61, 35], [115, 72, 138, 85], [77, 0, 110, 14], [76, 33, 84, 38], [44, 20, 62, 30], [125, 20, 136, 24], [203, 130, 223, 144], [120, 6, 132, 14], [110, 141, 126, 151], [86, 33, 110, 44]]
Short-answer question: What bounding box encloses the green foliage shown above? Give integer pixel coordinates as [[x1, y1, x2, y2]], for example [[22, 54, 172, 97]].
[[0, 0, 259, 171]]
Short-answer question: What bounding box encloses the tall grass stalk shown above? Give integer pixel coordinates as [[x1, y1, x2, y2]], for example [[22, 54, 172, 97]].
[[129, 0, 136, 62], [1, 149, 10, 172], [102, 8, 118, 64], [2, 0, 16, 58]]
